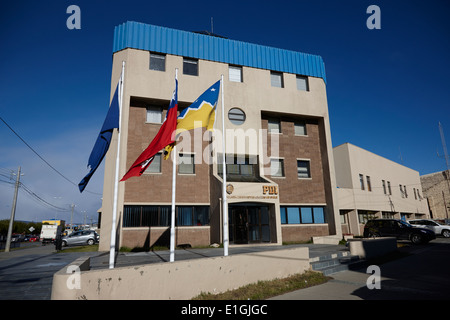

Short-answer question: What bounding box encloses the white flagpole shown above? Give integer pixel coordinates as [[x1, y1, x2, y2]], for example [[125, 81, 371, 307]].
[[170, 68, 178, 263], [221, 74, 229, 256], [109, 61, 125, 269]]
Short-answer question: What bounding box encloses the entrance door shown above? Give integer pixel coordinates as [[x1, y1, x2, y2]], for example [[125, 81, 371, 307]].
[[231, 206, 248, 244], [229, 204, 270, 244]]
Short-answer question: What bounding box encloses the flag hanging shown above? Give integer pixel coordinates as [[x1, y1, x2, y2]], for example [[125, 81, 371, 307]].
[[164, 79, 220, 159], [79, 82, 120, 193], [120, 78, 178, 181], [177, 79, 220, 132]]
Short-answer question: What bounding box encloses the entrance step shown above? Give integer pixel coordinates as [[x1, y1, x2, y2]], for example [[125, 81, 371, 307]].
[[310, 251, 360, 276]]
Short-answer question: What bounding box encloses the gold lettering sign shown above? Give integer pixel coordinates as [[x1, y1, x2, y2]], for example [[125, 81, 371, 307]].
[[262, 186, 278, 195]]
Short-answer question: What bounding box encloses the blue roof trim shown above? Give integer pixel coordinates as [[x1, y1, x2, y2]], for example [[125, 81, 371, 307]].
[[113, 21, 326, 82]]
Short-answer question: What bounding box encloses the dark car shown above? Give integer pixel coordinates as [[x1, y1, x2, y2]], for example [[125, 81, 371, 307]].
[[61, 230, 99, 247], [363, 219, 435, 244]]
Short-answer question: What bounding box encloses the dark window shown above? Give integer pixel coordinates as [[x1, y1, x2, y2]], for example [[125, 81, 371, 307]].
[[183, 58, 198, 76], [150, 53, 165, 71], [123, 205, 209, 227]]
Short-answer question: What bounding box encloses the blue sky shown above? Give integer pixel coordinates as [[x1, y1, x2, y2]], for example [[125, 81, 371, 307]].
[[1, 0, 449, 223]]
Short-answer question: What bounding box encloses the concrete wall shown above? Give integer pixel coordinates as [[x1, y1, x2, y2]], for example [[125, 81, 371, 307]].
[[347, 237, 397, 260], [51, 246, 310, 300]]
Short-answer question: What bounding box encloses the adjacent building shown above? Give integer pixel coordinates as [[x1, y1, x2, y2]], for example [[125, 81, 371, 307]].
[[334, 143, 430, 236], [421, 170, 450, 220], [98, 21, 341, 251]]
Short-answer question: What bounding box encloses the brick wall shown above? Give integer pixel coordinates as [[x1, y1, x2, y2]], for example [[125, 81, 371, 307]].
[[261, 117, 327, 204], [123, 100, 210, 204]]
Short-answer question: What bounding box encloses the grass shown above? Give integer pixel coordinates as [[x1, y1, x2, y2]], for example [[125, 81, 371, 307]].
[[192, 270, 330, 300], [58, 244, 99, 253]]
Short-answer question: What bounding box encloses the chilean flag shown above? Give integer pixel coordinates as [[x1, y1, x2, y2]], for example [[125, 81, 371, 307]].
[[120, 78, 178, 181]]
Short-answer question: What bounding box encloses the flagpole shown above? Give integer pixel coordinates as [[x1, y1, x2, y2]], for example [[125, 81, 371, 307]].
[[170, 69, 178, 263], [221, 74, 229, 256], [109, 61, 125, 269]]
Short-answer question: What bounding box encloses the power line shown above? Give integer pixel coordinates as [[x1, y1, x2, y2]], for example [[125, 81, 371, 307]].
[[0, 116, 101, 196]]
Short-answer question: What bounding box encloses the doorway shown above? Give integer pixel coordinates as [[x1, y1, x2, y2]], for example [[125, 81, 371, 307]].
[[229, 204, 270, 244]]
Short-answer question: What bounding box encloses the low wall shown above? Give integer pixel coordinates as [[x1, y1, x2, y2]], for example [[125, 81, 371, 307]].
[[347, 237, 397, 260], [51, 247, 310, 300]]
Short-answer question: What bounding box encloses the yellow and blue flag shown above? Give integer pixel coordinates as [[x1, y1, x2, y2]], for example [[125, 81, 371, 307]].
[[177, 79, 220, 132], [164, 80, 220, 159]]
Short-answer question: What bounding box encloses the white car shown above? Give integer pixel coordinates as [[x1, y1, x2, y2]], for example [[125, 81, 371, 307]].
[[408, 219, 450, 238]]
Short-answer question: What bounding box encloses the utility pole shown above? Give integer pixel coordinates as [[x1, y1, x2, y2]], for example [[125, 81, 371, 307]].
[[70, 204, 75, 228], [5, 166, 22, 253]]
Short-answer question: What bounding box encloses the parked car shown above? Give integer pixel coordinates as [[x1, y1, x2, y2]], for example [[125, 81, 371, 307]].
[[363, 219, 435, 244], [408, 219, 450, 238], [61, 230, 99, 247], [11, 234, 25, 242], [24, 234, 39, 242]]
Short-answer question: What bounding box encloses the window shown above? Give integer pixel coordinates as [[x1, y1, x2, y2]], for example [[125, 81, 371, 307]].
[[228, 108, 246, 125], [146, 106, 163, 123], [359, 174, 365, 190], [183, 58, 198, 76], [268, 119, 281, 133], [387, 181, 392, 195], [178, 153, 195, 174], [270, 158, 284, 177], [296, 75, 309, 91], [297, 160, 311, 178], [366, 176, 372, 192], [123, 205, 209, 227], [382, 180, 387, 194], [280, 206, 326, 224], [270, 71, 284, 88], [218, 155, 262, 182], [287, 207, 300, 224], [229, 65, 242, 82], [144, 153, 162, 173], [358, 211, 376, 224], [123, 205, 171, 227], [294, 121, 307, 136], [404, 186, 408, 198], [399, 184, 404, 198], [150, 53, 165, 71]]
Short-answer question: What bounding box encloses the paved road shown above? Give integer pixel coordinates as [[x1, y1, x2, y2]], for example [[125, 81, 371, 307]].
[[0, 244, 101, 300]]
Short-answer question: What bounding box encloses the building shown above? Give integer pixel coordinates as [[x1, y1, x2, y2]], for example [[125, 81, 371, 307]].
[[98, 21, 341, 251], [334, 143, 430, 236], [421, 170, 450, 220]]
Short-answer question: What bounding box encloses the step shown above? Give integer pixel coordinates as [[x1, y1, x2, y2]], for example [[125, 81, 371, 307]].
[[310, 251, 360, 276]]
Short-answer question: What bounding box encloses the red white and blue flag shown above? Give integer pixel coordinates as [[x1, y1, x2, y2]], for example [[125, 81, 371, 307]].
[[120, 77, 178, 181]]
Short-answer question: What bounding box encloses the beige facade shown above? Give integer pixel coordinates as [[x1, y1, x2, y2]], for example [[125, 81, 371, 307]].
[[334, 143, 430, 236], [421, 170, 450, 220], [98, 24, 341, 251]]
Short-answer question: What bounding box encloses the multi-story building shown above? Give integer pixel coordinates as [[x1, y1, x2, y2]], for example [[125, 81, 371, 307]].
[[98, 21, 341, 251], [421, 170, 450, 220], [334, 143, 430, 236]]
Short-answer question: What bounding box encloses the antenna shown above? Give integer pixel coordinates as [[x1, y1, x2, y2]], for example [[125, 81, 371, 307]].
[[211, 17, 214, 34]]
